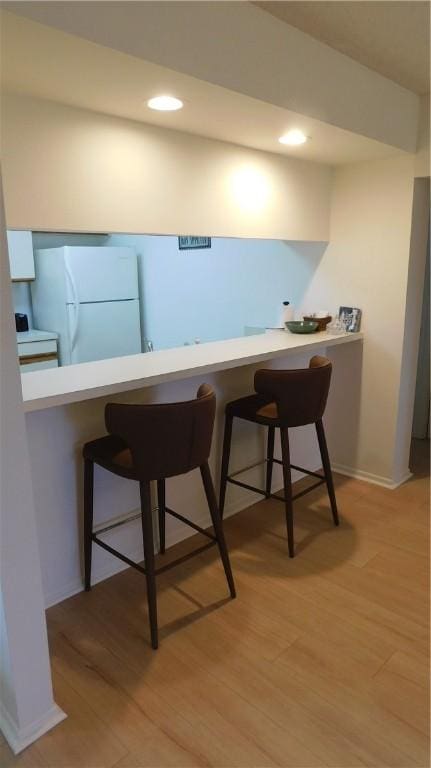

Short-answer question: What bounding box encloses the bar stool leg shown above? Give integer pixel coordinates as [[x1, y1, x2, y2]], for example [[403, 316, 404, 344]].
[[266, 426, 275, 498], [280, 427, 295, 558], [139, 481, 159, 650], [201, 463, 236, 599], [157, 479, 166, 554], [83, 458, 94, 591], [219, 413, 233, 517], [316, 419, 339, 526]]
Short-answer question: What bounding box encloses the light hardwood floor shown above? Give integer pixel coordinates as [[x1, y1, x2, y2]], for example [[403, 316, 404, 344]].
[[3, 441, 429, 768]]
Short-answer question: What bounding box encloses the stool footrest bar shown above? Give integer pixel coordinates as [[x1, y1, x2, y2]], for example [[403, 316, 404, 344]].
[[227, 458, 324, 483], [292, 478, 326, 500], [226, 475, 326, 503], [92, 534, 147, 574], [269, 457, 324, 481], [94, 510, 143, 536], [269, 478, 326, 502], [165, 507, 217, 540], [290, 464, 325, 480], [230, 459, 266, 478], [92, 535, 217, 578], [155, 541, 217, 575], [226, 477, 267, 496]]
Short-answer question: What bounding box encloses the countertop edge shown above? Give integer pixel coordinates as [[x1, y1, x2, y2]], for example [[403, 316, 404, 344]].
[[22, 332, 364, 413]]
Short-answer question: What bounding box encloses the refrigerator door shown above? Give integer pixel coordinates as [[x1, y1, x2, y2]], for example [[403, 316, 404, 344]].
[[64, 247, 139, 303], [67, 299, 142, 364], [32, 248, 73, 365]]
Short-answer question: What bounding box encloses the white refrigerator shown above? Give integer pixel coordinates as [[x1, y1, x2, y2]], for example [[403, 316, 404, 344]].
[[31, 246, 142, 365]]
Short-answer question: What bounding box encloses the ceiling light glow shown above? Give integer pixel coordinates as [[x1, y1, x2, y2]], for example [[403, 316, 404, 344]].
[[279, 130, 308, 146], [230, 166, 271, 214], [147, 95, 183, 111]]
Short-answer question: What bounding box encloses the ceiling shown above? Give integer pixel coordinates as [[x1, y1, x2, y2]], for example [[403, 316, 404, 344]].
[[0, 11, 405, 166], [255, 1, 430, 95]]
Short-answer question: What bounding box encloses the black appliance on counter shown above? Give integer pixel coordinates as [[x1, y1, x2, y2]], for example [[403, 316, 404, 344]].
[[15, 313, 29, 332]]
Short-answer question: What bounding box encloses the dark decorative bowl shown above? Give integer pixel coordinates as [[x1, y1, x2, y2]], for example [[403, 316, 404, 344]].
[[303, 315, 332, 331], [285, 320, 319, 334]]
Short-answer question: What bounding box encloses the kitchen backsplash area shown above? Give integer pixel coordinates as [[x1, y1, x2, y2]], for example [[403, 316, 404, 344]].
[[107, 234, 327, 350], [8, 230, 328, 366], [12, 282, 34, 327]]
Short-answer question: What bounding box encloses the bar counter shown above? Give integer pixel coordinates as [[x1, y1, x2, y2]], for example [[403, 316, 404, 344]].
[[22, 330, 363, 608], [21, 330, 363, 412]]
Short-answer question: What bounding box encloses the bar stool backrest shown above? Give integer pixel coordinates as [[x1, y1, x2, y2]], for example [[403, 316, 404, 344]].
[[254, 355, 332, 427], [105, 384, 216, 480]]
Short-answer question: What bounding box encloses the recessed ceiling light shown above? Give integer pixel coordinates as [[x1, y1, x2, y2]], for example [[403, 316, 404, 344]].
[[279, 130, 308, 146], [147, 95, 183, 111]]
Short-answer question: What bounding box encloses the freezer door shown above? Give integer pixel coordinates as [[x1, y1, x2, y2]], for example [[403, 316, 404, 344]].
[[64, 247, 139, 303], [67, 299, 142, 364]]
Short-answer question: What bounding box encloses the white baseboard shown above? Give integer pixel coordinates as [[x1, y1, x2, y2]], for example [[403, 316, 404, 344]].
[[0, 701, 66, 755], [332, 462, 413, 490]]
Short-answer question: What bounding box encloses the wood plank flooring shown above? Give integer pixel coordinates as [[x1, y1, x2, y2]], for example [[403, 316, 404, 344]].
[[3, 440, 429, 767]]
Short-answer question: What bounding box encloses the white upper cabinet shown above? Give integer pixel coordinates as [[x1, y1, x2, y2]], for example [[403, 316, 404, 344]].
[[7, 230, 35, 281]]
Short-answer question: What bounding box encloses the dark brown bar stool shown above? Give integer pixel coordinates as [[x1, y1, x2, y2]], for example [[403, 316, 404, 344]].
[[219, 356, 339, 558], [83, 384, 236, 650]]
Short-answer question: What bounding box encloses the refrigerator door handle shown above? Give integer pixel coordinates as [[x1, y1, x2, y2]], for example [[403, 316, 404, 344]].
[[65, 256, 80, 352]]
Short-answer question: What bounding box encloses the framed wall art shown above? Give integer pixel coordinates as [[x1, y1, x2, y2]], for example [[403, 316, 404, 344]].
[[339, 306, 362, 332], [178, 236, 211, 250]]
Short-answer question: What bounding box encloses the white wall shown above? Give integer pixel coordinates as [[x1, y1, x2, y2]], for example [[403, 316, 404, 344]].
[[300, 155, 416, 485], [1, 94, 332, 241], [0, 174, 65, 752], [107, 234, 326, 349], [31, 232, 108, 249]]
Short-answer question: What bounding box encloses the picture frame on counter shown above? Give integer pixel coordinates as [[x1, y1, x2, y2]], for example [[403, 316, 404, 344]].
[[339, 306, 362, 332], [178, 236, 211, 250]]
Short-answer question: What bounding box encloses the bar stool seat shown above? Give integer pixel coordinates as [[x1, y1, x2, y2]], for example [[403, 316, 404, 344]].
[[83, 384, 236, 650], [220, 356, 339, 558], [226, 394, 279, 424], [84, 435, 135, 478]]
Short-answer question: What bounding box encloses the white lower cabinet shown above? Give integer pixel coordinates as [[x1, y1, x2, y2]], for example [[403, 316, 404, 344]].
[[17, 331, 59, 372], [20, 358, 59, 372]]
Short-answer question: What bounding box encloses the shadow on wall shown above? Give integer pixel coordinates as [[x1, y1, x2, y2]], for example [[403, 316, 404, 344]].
[[323, 341, 363, 476], [281, 240, 328, 314], [412, 225, 430, 439], [32, 232, 109, 249]]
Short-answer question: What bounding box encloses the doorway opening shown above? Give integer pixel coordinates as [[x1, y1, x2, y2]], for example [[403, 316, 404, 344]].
[[410, 223, 430, 474]]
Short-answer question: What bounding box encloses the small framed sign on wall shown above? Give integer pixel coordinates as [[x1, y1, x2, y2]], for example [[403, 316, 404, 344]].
[[178, 236, 211, 250]]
